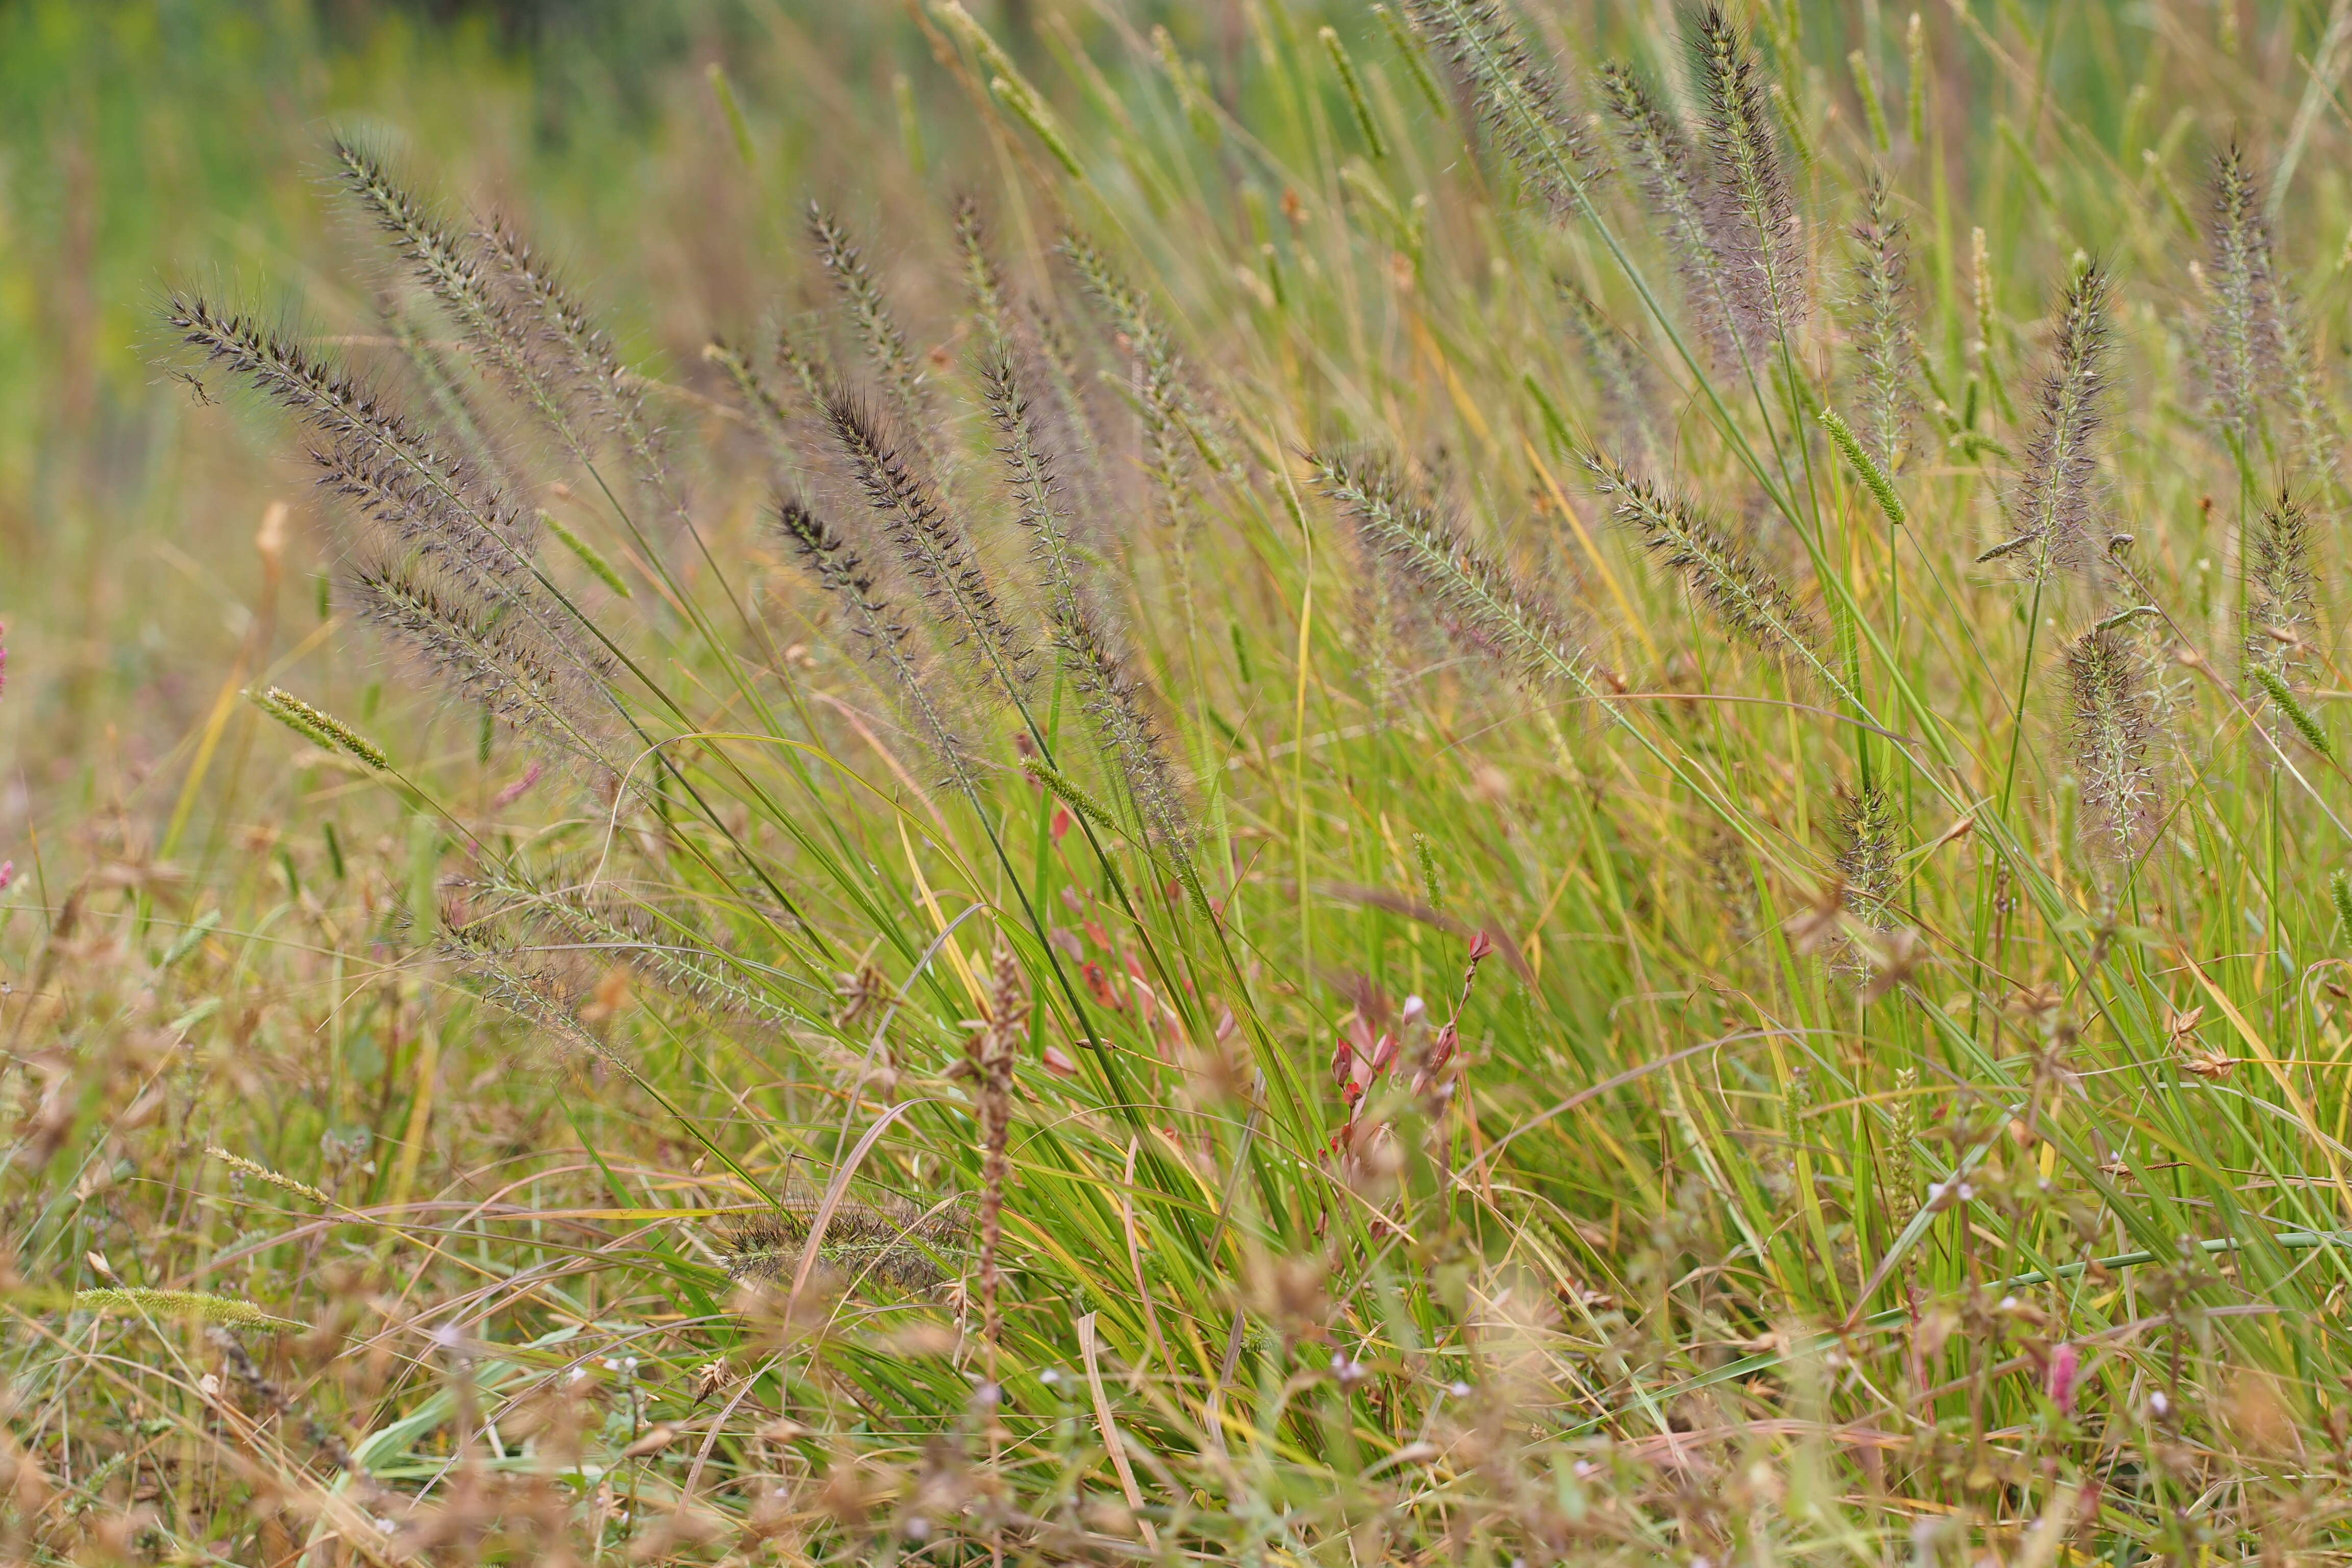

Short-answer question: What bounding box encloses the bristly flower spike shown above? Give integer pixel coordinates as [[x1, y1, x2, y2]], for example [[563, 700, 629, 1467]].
[[249, 687, 389, 771], [1981, 258, 2114, 583], [1314, 449, 1602, 700], [1559, 279, 1663, 467], [459, 868, 800, 1028], [1404, 0, 1607, 224], [2245, 487, 2314, 691], [981, 349, 1088, 628], [953, 193, 1016, 355], [1584, 450, 1851, 704], [1848, 177, 1921, 476], [1818, 406, 1906, 529], [344, 557, 620, 777], [961, 947, 1028, 1356], [333, 141, 594, 475], [820, 388, 1033, 702], [1597, 61, 1736, 363], [1692, 5, 1807, 357], [168, 295, 535, 577], [478, 218, 679, 517], [777, 496, 976, 795], [808, 202, 936, 458], [2064, 624, 2163, 863], [1060, 229, 1223, 531], [959, 197, 1112, 513], [2202, 141, 2284, 449], [1834, 780, 1901, 930], [1053, 602, 1206, 914]]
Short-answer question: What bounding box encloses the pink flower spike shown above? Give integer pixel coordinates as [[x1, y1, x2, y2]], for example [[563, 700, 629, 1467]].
[[2045, 1342, 2080, 1415], [492, 760, 544, 808], [0, 861, 13, 892]]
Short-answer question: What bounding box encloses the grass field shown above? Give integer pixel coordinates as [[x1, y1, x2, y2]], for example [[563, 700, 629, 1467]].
[[12, 0, 2352, 1561]]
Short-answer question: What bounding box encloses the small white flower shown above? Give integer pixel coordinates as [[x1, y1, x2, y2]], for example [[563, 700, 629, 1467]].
[[1449, 1380, 1471, 1399]]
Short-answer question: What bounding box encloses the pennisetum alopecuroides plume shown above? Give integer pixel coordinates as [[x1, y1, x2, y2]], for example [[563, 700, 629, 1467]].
[[1979, 259, 2114, 585], [1597, 61, 1736, 366], [1404, 0, 1608, 225], [1314, 449, 1604, 704], [2064, 624, 2163, 865], [1691, 4, 1807, 362]]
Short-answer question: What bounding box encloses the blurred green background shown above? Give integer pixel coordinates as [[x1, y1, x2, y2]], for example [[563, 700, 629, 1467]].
[[0, 0, 870, 847]]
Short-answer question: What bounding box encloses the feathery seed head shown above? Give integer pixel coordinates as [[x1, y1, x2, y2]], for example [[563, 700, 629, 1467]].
[[720, 1196, 968, 1296], [808, 202, 933, 447], [1598, 61, 1736, 363], [819, 385, 1032, 697], [346, 552, 618, 781], [1834, 780, 1902, 930], [438, 922, 621, 1073], [2245, 487, 2315, 690], [1997, 259, 2115, 584], [1559, 279, 1662, 465], [1405, 0, 1606, 224], [778, 495, 975, 790], [966, 945, 1028, 1348], [1061, 227, 1224, 504], [953, 193, 1014, 353], [1316, 448, 1599, 700], [2202, 142, 2284, 445], [978, 347, 1086, 625], [459, 868, 800, 1028], [250, 688, 388, 771], [1691, 5, 1807, 354], [1847, 178, 1922, 475], [1052, 601, 1200, 905], [172, 296, 550, 622], [334, 143, 608, 465], [2064, 623, 2164, 862], [1584, 450, 1829, 682]]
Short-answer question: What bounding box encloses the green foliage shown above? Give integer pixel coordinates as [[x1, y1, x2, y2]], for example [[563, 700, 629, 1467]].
[[72, 1289, 302, 1335], [16, 1, 2352, 1563]]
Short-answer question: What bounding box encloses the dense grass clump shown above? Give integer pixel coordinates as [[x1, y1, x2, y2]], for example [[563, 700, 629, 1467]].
[[19, 0, 2352, 1561]]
